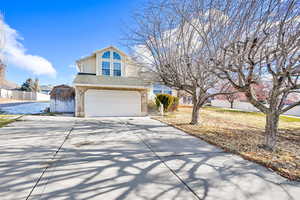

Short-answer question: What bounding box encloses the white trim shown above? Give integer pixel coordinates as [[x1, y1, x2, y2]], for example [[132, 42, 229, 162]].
[[94, 46, 128, 58], [74, 83, 148, 89], [96, 53, 99, 75]]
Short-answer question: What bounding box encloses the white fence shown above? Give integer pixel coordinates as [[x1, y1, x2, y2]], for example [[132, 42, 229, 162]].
[[0, 88, 50, 101], [35, 92, 50, 101], [211, 99, 300, 116]]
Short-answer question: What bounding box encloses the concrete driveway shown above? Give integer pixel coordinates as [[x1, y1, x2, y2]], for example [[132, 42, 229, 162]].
[[0, 116, 299, 200]]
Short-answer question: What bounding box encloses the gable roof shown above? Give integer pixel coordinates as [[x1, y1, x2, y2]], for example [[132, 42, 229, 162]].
[[94, 46, 128, 57], [50, 84, 75, 100], [76, 46, 129, 63]]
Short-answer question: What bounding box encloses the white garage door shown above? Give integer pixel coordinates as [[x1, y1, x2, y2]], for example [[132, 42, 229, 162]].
[[85, 89, 141, 117]]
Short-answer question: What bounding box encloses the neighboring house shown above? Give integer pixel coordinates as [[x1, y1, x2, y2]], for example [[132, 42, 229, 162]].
[[180, 95, 193, 106], [73, 46, 149, 117], [0, 61, 50, 101], [50, 85, 75, 113], [211, 84, 300, 115]]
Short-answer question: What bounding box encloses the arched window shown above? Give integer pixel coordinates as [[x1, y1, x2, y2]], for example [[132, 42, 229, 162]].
[[113, 52, 121, 60], [102, 51, 110, 59], [101, 50, 122, 76]]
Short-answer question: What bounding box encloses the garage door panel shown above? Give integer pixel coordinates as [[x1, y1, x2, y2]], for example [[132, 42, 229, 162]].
[[85, 90, 141, 117]]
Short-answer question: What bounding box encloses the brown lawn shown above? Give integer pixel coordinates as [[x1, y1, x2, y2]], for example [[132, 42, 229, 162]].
[[152, 106, 300, 181]]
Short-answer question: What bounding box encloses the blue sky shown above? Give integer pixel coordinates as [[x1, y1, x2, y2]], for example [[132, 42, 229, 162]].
[[1, 0, 144, 86]]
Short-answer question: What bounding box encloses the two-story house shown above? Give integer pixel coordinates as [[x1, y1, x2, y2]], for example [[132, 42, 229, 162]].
[[73, 46, 149, 117]]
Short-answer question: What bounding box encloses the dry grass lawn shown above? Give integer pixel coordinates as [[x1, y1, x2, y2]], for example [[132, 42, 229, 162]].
[[152, 106, 300, 181]]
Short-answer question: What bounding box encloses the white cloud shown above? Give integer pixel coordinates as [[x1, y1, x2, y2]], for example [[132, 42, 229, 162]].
[[0, 16, 56, 76]]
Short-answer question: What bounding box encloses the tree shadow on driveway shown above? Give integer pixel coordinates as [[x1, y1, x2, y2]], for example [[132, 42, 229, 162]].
[[0, 118, 299, 200]]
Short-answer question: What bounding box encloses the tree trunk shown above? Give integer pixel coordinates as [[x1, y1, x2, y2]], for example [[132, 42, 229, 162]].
[[230, 101, 234, 108], [264, 112, 279, 151], [190, 104, 200, 125]]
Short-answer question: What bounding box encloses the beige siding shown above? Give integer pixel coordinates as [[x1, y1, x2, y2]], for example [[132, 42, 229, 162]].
[[77, 47, 141, 77], [125, 60, 139, 77], [79, 57, 96, 74]]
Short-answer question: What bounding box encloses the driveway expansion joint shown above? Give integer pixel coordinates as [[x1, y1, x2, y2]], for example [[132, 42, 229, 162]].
[[25, 126, 74, 200], [136, 134, 202, 200]]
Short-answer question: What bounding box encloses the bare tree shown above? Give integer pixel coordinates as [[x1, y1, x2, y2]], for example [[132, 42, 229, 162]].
[[210, 0, 300, 150], [147, 0, 300, 150], [215, 85, 240, 108], [127, 0, 229, 124]]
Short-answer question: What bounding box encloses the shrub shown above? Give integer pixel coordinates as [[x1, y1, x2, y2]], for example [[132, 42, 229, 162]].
[[155, 94, 174, 112]]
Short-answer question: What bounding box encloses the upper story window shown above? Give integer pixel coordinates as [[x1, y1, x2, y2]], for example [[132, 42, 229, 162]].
[[102, 51, 110, 59], [113, 52, 121, 60], [100, 50, 122, 76], [113, 63, 121, 76], [102, 61, 110, 76]]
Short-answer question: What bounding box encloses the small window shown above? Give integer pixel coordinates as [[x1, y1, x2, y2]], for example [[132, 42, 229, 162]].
[[102, 51, 110, 59], [113, 52, 121, 60], [102, 61, 110, 75], [113, 63, 121, 76]]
